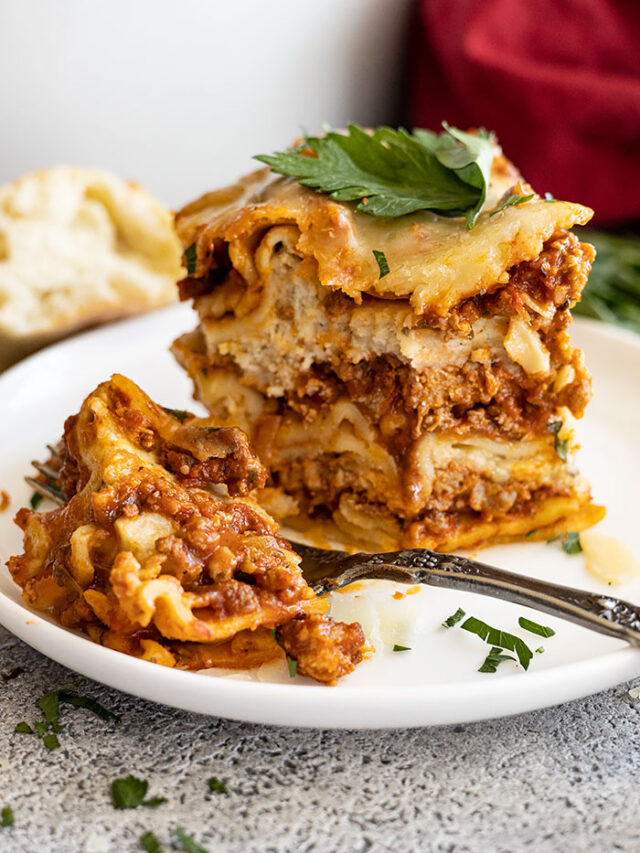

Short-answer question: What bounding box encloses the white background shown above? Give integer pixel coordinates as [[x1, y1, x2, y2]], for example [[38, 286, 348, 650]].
[[0, 0, 412, 207]]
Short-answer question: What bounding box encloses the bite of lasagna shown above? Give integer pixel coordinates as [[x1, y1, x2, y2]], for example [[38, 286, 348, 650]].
[[8, 374, 367, 683], [172, 132, 604, 552]]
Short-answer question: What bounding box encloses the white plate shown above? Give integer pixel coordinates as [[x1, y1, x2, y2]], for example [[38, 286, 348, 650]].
[[0, 305, 639, 728]]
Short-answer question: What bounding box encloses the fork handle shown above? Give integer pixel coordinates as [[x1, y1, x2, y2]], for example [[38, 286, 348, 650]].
[[314, 549, 640, 647]]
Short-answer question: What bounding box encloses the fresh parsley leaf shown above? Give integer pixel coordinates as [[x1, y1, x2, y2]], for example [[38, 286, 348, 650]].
[[442, 607, 466, 628], [256, 123, 494, 227], [518, 617, 556, 638], [141, 832, 163, 853], [14, 722, 33, 734], [111, 775, 166, 809], [535, 646, 545, 654], [42, 733, 60, 751], [478, 646, 517, 673], [176, 827, 208, 853], [207, 777, 229, 795], [58, 690, 121, 723], [461, 616, 533, 670], [36, 691, 60, 726], [548, 420, 569, 461], [489, 193, 534, 217], [161, 407, 190, 424], [373, 250, 390, 278], [29, 492, 43, 510], [111, 775, 149, 809], [525, 529, 538, 539], [184, 243, 197, 275], [1, 807, 14, 827], [286, 655, 298, 678], [392, 644, 411, 652], [34, 721, 48, 738]]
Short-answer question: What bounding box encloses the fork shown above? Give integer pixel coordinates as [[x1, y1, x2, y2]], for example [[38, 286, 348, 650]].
[[26, 463, 640, 647]]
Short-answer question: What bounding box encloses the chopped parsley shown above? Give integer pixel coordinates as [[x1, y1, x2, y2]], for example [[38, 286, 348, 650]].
[[489, 193, 534, 217], [461, 616, 533, 670], [256, 123, 495, 228], [184, 243, 197, 275], [525, 529, 538, 539], [286, 655, 298, 678], [535, 646, 545, 654], [18, 689, 120, 751], [1, 807, 14, 828], [111, 775, 167, 810], [548, 420, 569, 461], [392, 644, 411, 652], [162, 407, 190, 424], [373, 249, 390, 278], [141, 832, 163, 853], [176, 827, 208, 853], [207, 777, 229, 795], [14, 722, 33, 734], [518, 617, 556, 638], [548, 532, 583, 554], [477, 646, 517, 673], [442, 607, 466, 628], [29, 492, 43, 510]]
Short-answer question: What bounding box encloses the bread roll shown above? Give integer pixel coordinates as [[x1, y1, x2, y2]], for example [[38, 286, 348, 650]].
[[0, 167, 183, 368]]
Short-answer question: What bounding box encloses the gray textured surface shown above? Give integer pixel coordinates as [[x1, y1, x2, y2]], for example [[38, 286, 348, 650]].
[[1, 625, 639, 853]]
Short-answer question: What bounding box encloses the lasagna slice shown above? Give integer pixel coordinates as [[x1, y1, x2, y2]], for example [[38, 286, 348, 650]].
[[172, 144, 604, 552], [8, 374, 366, 683]]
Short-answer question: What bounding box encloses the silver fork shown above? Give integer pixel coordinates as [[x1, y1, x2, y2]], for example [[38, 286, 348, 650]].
[[26, 462, 640, 647]]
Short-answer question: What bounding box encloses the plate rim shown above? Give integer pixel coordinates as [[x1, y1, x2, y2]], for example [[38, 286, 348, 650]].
[[0, 309, 639, 729]]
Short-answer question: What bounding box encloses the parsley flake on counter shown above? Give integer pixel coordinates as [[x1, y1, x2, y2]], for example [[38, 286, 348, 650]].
[[392, 644, 412, 652], [207, 777, 229, 795], [57, 689, 121, 723], [111, 774, 167, 810], [42, 733, 60, 751], [461, 616, 533, 670], [1, 807, 14, 828], [14, 722, 33, 734], [176, 827, 208, 853], [489, 192, 534, 217], [256, 122, 495, 227], [518, 617, 556, 638], [373, 249, 390, 278], [184, 243, 197, 275], [141, 832, 163, 853], [548, 420, 569, 461], [29, 492, 43, 510], [442, 607, 466, 628], [477, 646, 517, 673]]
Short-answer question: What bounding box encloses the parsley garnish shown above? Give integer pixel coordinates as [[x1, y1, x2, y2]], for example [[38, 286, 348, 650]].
[[461, 616, 533, 670], [207, 777, 229, 795], [548, 532, 583, 554], [111, 775, 167, 810], [442, 607, 466, 628], [1, 807, 14, 828], [162, 407, 190, 423], [286, 655, 298, 678], [489, 193, 534, 217], [256, 123, 495, 228], [141, 832, 163, 853], [535, 646, 545, 654], [373, 250, 390, 279], [477, 646, 517, 673], [548, 420, 569, 461], [42, 733, 60, 751], [525, 529, 538, 539], [14, 722, 33, 734], [392, 644, 411, 652], [176, 827, 208, 853], [518, 617, 556, 638], [29, 492, 43, 510], [184, 243, 197, 275], [19, 689, 120, 751]]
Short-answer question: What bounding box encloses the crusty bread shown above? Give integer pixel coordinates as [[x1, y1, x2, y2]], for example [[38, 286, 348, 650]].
[[0, 167, 183, 369]]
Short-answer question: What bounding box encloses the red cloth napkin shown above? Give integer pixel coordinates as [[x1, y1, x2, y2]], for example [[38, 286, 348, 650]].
[[408, 0, 640, 224]]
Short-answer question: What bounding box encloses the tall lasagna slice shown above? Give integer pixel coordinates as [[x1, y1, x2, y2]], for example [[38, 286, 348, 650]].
[[172, 144, 604, 552], [8, 375, 366, 683]]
